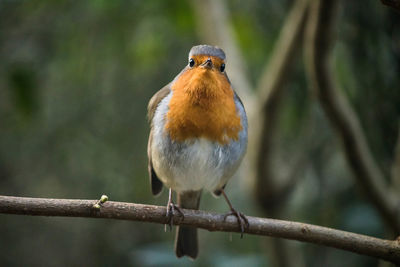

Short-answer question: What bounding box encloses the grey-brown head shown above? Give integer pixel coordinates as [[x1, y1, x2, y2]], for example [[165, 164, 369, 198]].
[[189, 45, 226, 60]]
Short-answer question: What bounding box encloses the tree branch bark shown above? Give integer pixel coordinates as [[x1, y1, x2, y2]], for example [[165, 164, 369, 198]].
[[0, 195, 400, 263], [304, 0, 400, 233]]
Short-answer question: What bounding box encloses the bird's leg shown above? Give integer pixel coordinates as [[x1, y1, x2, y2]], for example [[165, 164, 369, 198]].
[[221, 189, 249, 238], [165, 188, 184, 232]]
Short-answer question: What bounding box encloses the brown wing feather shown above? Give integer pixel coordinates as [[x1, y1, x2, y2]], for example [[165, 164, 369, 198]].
[[147, 84, 171, 123], [147, 85, 171, 195]]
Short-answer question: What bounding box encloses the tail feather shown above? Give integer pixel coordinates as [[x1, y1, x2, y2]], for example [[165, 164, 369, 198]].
[[174, 190, 202, 259], [175, 226, 198, 259]]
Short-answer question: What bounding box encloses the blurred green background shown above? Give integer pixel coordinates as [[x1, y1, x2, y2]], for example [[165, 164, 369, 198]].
[[0, 0, 399, 266]]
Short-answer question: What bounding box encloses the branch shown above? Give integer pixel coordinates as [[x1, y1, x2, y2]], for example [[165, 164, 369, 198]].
[[304, 0, 400, 233], [1, 195, 400, 263]]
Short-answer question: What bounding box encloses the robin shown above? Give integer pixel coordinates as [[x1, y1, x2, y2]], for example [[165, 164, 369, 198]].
[[147, 44, 248, 259]]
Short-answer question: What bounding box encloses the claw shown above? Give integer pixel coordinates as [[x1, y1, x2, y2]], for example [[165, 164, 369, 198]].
[[165, 202, 184, 231], [220, 189, 249, 238], [224, 208, 249, 238], [164, 188, 184, 232]]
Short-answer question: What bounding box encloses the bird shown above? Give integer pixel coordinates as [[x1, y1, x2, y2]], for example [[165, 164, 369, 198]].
[[147, 44, 248, 259]]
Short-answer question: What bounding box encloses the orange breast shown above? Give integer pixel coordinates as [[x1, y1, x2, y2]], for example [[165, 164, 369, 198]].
[[165, 61, 242, 145]]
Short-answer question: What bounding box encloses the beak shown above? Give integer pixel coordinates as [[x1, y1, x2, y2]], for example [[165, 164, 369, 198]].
[[201, 58, 213, 69]]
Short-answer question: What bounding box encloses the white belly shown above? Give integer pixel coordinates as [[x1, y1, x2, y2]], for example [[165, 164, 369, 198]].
[[152, 138, 225, 193]]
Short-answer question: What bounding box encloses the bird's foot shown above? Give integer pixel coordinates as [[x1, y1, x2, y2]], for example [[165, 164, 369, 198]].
[[224, 208, 249, 238], [220, 189, 249, 238], [165, 201, 184, 232]]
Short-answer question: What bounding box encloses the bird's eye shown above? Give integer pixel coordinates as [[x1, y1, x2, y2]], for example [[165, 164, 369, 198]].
[[189, 58, 195, 67], [220, 63, 225, 72]]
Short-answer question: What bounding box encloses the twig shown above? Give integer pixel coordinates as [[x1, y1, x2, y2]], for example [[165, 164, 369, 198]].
[[0, 195, 400, 263], [304, 0, 400, 233], [92, 194, 109, 209]]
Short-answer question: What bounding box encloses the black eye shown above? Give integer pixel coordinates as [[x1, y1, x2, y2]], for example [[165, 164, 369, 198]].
[[220, 63, 225, 72], [189, 58, 195, 67]]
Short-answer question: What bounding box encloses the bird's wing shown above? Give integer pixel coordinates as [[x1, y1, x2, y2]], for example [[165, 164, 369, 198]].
[[233, 90, 245, 112], [147, 84, 171, 124], [147, 85, 171, 195]]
